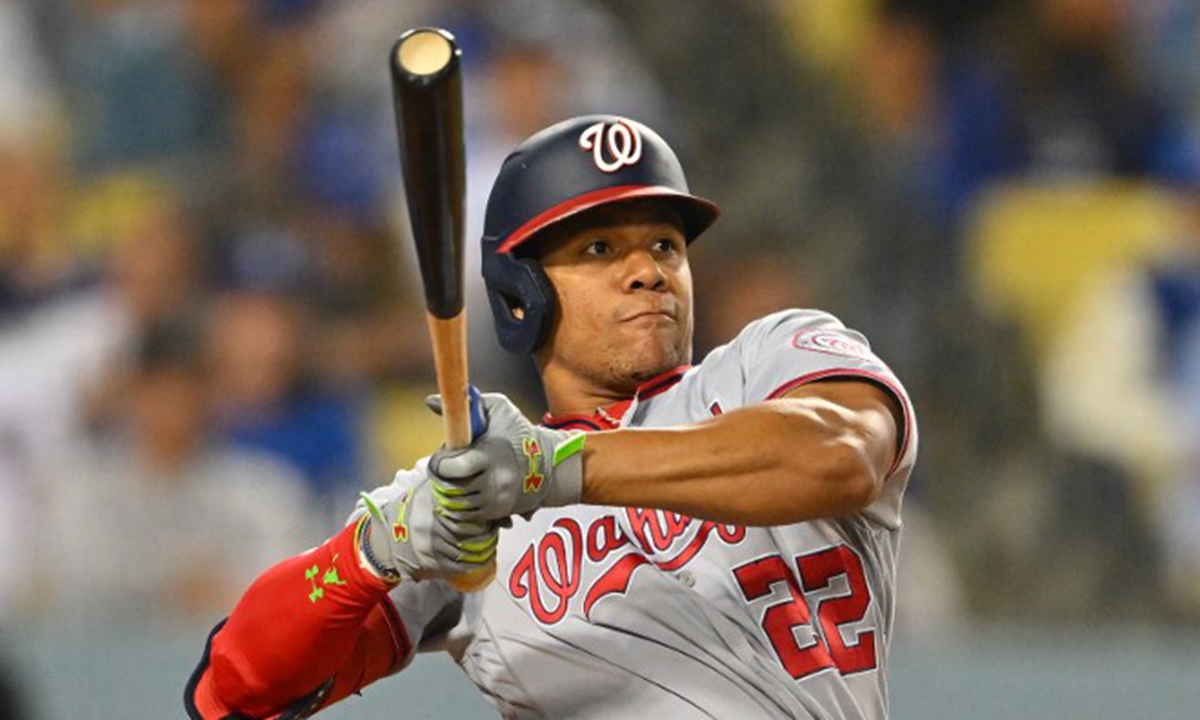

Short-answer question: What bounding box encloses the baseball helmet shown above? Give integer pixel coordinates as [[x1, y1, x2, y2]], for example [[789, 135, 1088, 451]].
[[481, 114, 721, 355]]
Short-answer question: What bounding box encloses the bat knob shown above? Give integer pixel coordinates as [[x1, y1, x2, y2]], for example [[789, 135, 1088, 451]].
[[396, 28, 457, 77]]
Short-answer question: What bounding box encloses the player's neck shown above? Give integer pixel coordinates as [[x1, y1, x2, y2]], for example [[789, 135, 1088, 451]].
[[538, 363, 633, 419]]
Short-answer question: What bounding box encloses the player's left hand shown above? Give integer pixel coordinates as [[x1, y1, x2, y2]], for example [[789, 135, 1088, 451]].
[[426, 393, 586, 521], [359, 467, 499, 584]]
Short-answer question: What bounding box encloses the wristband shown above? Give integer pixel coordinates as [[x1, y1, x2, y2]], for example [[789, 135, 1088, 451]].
[[356, 516, 401, 584]]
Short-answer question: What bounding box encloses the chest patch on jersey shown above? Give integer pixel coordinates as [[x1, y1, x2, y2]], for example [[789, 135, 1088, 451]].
[[792, 330, 872, 360]]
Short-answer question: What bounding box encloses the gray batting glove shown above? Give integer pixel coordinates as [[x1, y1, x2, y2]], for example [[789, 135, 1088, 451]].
[[358, 471, 498, 583], [427, 393, 586, 521]]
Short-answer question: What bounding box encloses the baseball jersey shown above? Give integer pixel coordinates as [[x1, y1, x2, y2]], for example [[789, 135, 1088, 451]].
[[359, 309, 918, 720]]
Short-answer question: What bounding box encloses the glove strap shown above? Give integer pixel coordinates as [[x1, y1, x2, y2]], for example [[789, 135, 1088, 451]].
[[552, 433, 586, 467], [546, 433, 586, 507]]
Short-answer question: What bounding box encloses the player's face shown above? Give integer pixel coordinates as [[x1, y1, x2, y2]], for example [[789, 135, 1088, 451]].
[[533, 202, 694, 394]]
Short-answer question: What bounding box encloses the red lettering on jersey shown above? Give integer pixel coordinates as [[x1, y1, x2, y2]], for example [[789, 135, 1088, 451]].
[[509, 545, 558, 624], [508, 519, 583, 624], [583, 553, 650, 618], [655, 522, 714, 571], [716, 524, 747, 544], [586, 515, 630, 562], [626, 509, 745, 569], [541, 519, 584, 599], [626, 508, 694, 552], [509, 511, 746, 625]]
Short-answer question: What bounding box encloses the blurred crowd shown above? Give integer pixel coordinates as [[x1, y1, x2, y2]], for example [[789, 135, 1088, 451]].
[[3, 0, 1200, 663]]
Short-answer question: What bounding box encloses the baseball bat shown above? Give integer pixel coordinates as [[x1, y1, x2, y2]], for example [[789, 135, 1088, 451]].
[[390, 28, 493, 592]]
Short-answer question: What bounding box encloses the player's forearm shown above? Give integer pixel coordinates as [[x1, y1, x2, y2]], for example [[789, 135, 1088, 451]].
[[580, 398, 886, 525]]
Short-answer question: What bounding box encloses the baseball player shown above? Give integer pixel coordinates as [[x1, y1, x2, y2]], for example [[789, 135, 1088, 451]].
[[185, 115, 917, 719]]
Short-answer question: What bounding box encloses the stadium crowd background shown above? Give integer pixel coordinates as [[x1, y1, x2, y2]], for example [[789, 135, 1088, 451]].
[[2, 0, 1200, 717]]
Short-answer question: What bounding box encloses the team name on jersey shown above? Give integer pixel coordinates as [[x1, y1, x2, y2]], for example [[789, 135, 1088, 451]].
[[508, 510, 745, 625]]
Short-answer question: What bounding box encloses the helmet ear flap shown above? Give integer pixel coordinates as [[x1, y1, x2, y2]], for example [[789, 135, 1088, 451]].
[[481, 238, 556, 355]]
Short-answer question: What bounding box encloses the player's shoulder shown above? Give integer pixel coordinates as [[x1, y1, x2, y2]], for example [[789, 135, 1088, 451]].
[[678, 307, 894, 406], [720, 308, 875, 365]]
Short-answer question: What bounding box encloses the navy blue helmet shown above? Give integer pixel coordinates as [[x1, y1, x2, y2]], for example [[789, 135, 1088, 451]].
[[481, 115, 720, 354]]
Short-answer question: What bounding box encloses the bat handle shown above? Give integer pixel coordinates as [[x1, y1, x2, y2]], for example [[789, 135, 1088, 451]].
[[426, 313, 497, 593], [429, 314, 473, 449], [449, 565, 497, 593]]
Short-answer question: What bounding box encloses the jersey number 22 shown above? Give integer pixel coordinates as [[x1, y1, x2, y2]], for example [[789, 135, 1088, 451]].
[[733, 545, 877, 679]]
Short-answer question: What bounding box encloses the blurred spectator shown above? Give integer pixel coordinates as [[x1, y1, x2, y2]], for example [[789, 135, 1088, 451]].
[[305, 207, 432, 386], [1039, 186, 1200, 614], [0, 177, 203, 618], [0, 131, 79, 321], [54, 0, 221, 176], [930, 0, 1191, 221], [0, 0, 61, 145], [225, 21, 317, 209], [207, 288, 366, 529], [43, 318, 319, 628], [0, 0, 74, 319]]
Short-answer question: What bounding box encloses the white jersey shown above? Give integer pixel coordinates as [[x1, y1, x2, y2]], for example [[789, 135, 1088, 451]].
[[359, 309, 918, 720]]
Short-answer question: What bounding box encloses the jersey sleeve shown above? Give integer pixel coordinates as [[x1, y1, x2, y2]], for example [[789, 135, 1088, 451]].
[[707, 310, 917, 484]]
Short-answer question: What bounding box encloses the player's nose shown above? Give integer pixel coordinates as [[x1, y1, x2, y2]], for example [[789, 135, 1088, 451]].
[[622, 250, 668, 292]]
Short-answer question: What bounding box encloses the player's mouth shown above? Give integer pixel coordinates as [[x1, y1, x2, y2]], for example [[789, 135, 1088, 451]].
[[622, 309, 675, 323], [620, 300, 678, 323]]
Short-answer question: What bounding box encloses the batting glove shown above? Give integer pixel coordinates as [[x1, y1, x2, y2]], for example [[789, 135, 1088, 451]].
[[357, 465, 498, 584], [427, 393, 586, 521]]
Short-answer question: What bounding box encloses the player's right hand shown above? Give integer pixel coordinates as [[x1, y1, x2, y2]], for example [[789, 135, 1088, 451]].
[[426, 393, 586, 522], [358, 468, 498, 584]]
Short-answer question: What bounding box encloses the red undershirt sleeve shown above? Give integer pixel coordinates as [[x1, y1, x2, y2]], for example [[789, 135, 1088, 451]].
[[185, 518, 412, 719]]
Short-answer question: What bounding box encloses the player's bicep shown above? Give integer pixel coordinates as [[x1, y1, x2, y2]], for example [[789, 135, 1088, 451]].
[[778, 379, 902, 484]]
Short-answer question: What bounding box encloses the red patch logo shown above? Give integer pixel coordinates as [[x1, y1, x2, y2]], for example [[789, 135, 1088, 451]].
[[792, 330, 872, 359]]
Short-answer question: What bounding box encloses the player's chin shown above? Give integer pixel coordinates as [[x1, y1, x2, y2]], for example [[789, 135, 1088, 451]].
[[624, 335, 689, 382]]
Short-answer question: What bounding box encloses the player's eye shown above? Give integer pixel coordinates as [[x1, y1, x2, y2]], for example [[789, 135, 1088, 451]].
[[582, 239, 612, 256], [652, 237, 681, 255]]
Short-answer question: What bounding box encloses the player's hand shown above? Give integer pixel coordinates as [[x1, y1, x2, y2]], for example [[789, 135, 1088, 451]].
[[426, 393, 586, 521], [358, 468, 498, 584]]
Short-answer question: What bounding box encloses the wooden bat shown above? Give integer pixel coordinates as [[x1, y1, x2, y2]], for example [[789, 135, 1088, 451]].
[[390, 27, 493, 592]]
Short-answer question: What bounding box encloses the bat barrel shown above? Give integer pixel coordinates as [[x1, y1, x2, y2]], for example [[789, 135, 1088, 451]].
[[390, 28, 466, 320]]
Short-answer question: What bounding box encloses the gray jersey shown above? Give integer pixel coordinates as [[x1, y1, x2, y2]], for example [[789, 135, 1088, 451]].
[[359, 309, 918, 720]]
